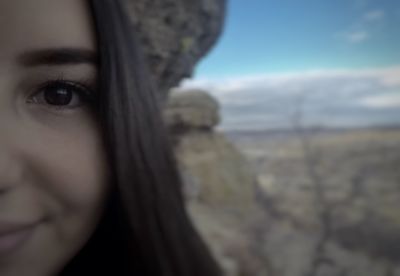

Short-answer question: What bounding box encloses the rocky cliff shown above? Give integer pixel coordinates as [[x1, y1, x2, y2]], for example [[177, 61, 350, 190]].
[[165, 90, 268, 276], [165, 89, 257, 210], [125, 0, 226, 100]]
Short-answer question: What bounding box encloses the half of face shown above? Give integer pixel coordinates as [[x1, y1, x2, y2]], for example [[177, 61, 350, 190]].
[[0, 0, 109, 275]]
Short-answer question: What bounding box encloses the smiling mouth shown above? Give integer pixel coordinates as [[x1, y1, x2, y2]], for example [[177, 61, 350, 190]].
[[0, 222, 39, 257]]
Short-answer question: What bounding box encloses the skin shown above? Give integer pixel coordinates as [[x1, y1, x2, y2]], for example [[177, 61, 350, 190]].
[[0, 0, 109, 275]]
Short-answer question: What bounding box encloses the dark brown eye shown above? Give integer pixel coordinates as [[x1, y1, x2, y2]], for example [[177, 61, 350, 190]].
[[43, 85, 73, 106], [28, 80, 94, 110]]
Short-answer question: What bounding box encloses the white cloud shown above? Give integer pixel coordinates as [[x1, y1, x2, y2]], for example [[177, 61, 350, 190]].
[[360, 94, 400, 109], [364, 10, 385, 21], [179, 67, 400, 131], [335, 29, 370, 44], [336, 8, 385, 44], [345, 31, 370, 43], [182, 67, 400, 93]]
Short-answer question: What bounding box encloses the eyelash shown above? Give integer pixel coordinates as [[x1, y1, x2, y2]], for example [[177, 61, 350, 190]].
[[27, 77, 96, 111]]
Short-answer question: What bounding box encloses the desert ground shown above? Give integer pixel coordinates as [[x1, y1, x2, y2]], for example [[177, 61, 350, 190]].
[[224, 126, 400, 276]]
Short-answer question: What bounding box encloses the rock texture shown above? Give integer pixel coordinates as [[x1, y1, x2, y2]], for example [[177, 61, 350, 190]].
[[164, 90, 267, 276], [165, 90, 220, 131], [165, 90, 255, 209], [125, 0, 226, 100]]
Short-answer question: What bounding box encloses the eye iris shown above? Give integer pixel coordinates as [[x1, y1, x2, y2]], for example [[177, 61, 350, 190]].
[[44, 86, 73, 106]]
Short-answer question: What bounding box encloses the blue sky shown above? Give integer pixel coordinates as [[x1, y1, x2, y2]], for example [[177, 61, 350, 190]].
[[194, 0, 400, 78], [181, 0, 400, 131]]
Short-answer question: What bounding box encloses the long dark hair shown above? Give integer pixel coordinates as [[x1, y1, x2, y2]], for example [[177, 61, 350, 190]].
[[61, 0, 221, 275]]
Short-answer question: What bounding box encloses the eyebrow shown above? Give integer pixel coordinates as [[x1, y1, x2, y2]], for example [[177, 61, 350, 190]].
[[18, 48, 98, 67]]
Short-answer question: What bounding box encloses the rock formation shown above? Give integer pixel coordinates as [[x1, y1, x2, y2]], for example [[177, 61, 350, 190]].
[[165, 89, 256, 209], [125, 0, 226, 100], [165, 90, 220, 131], [164, 90, 268, 276]]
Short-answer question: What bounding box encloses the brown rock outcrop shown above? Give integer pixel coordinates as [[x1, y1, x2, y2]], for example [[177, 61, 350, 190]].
[[164, 90, 220, 131], [165, 90, 255, 209], [164, 90, 267, 276], [125, 0, 227, 100]]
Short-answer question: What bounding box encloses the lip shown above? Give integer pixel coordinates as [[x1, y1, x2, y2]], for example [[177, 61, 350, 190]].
[[0, 222, 38, 256]]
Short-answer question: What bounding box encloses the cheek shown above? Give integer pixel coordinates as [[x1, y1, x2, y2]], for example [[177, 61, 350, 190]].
[[40, 140, 108, 214], [25, 115, 110, 219], [4, 113, 112, 275]]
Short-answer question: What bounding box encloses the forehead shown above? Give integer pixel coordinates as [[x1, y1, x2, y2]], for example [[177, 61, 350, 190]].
[[0, 0, 96, 57]]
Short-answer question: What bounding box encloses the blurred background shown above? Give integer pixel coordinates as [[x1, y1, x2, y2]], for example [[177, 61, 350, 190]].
[[163, 0, 400, 275]]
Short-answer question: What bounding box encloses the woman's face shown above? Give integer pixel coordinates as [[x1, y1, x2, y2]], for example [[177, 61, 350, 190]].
[[0, 0, 109, 275]]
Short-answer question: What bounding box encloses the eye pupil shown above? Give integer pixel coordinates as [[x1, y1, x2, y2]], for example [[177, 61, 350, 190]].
[[44, 87, 73, 106]]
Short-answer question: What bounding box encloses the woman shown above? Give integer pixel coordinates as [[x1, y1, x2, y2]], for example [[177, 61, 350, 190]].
[[0, 0, 221, 275]]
